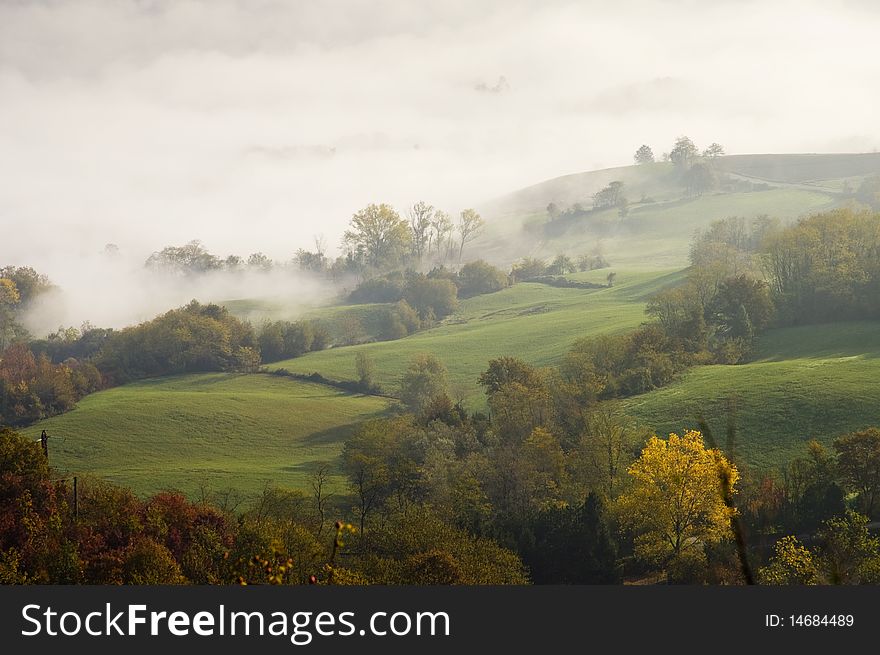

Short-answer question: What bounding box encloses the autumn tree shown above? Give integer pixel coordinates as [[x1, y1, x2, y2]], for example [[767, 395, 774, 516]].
[[456, 209, 484, 264], [758, 535, 819, 585], [0, 278, 21, 348], [0, 266, 52, 305], [616, 430, 738, 572], [815, 511, 880, 584], [760, 512, 880, 585], [343, 203, 412, 270]]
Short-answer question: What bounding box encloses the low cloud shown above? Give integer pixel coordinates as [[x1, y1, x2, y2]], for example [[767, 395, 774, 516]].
[[1, 0, 879, 321]]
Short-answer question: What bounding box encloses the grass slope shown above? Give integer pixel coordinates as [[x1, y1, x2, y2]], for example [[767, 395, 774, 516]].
[[269, 269, 684, 408], [24, 374, 391, 499], [222, 297, 391, 344], [477, 153, 880, 269], [620, 321, 880, 471]]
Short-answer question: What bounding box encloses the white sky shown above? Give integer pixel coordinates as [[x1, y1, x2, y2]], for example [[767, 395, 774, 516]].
[[1, 0, 878, 265]]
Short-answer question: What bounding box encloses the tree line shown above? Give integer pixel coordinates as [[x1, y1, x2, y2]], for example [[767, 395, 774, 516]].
[[5, 346, 880, 585], [143, 202, 485, 283], [0, 427, 526, 585]]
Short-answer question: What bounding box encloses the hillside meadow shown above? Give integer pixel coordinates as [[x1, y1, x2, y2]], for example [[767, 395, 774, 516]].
[[24, 374, 392, 498], [269, 268, 684, 409], [620, 321, 880, 470]]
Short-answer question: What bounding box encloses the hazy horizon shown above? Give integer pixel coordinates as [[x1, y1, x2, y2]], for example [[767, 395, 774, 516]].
[[2, 0, 879, 267]]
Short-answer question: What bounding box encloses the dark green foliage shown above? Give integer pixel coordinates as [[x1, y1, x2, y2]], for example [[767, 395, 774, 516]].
[[354, 352, 380, 394], [478, 357, 545, 395], [348, 274, 405, 304], [456, 260, 509, 298], [349, 269, 458, 323], [96, 300, 257, 384], [710, 274, 774, 339], [398, 353, 450, 417], [564, 325, 687, 399], [546, 254, 576, 275], [510, 257, 548, 280], [816, 511, 880, 584], [763, 208, 880, 324], [404, 276, 458, 321], [379, 299, 421, 340], [522, 493, 620, 583], [30, 325, 114, 364], [783, 441, 846, 533], [352, 507, 528, 585], [833, 428, 880, 518]]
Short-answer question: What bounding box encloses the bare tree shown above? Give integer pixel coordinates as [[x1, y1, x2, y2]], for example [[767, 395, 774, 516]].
[[457, 208, 484, 264], [407, 201, 434, 263], [429, 210, 453, 263], [310, 464, 333, 536], [314, 234, 326, 258]]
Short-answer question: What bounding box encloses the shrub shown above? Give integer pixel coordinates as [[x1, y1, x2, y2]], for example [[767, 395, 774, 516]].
[[456, 260, 509, 298]]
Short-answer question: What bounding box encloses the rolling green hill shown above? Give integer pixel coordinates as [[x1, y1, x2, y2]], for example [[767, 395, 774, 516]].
[[476, 153, 880, 269], [22, 153, 880, 499], [222, 297, 392, 344], [25, 374, 392, 499], [268, 268, 684, 408], [620, 321, 880, 471]]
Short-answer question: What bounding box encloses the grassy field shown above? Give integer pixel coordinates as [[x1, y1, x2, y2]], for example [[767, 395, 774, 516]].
[[620, 321, 880, 471], [25, 374, 392, 499], [269, 268, 684, 409], [222, 297, 392, 344], [22, 153, 879, 498], [479, 186, 836, 270], [475, 153, 880, 270]]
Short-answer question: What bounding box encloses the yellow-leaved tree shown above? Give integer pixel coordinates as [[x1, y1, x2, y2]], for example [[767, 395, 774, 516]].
[[616, 430, 738, 570]]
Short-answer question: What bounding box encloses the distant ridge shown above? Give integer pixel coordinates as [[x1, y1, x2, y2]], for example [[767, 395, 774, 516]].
[[484, 152, 880, 216]]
